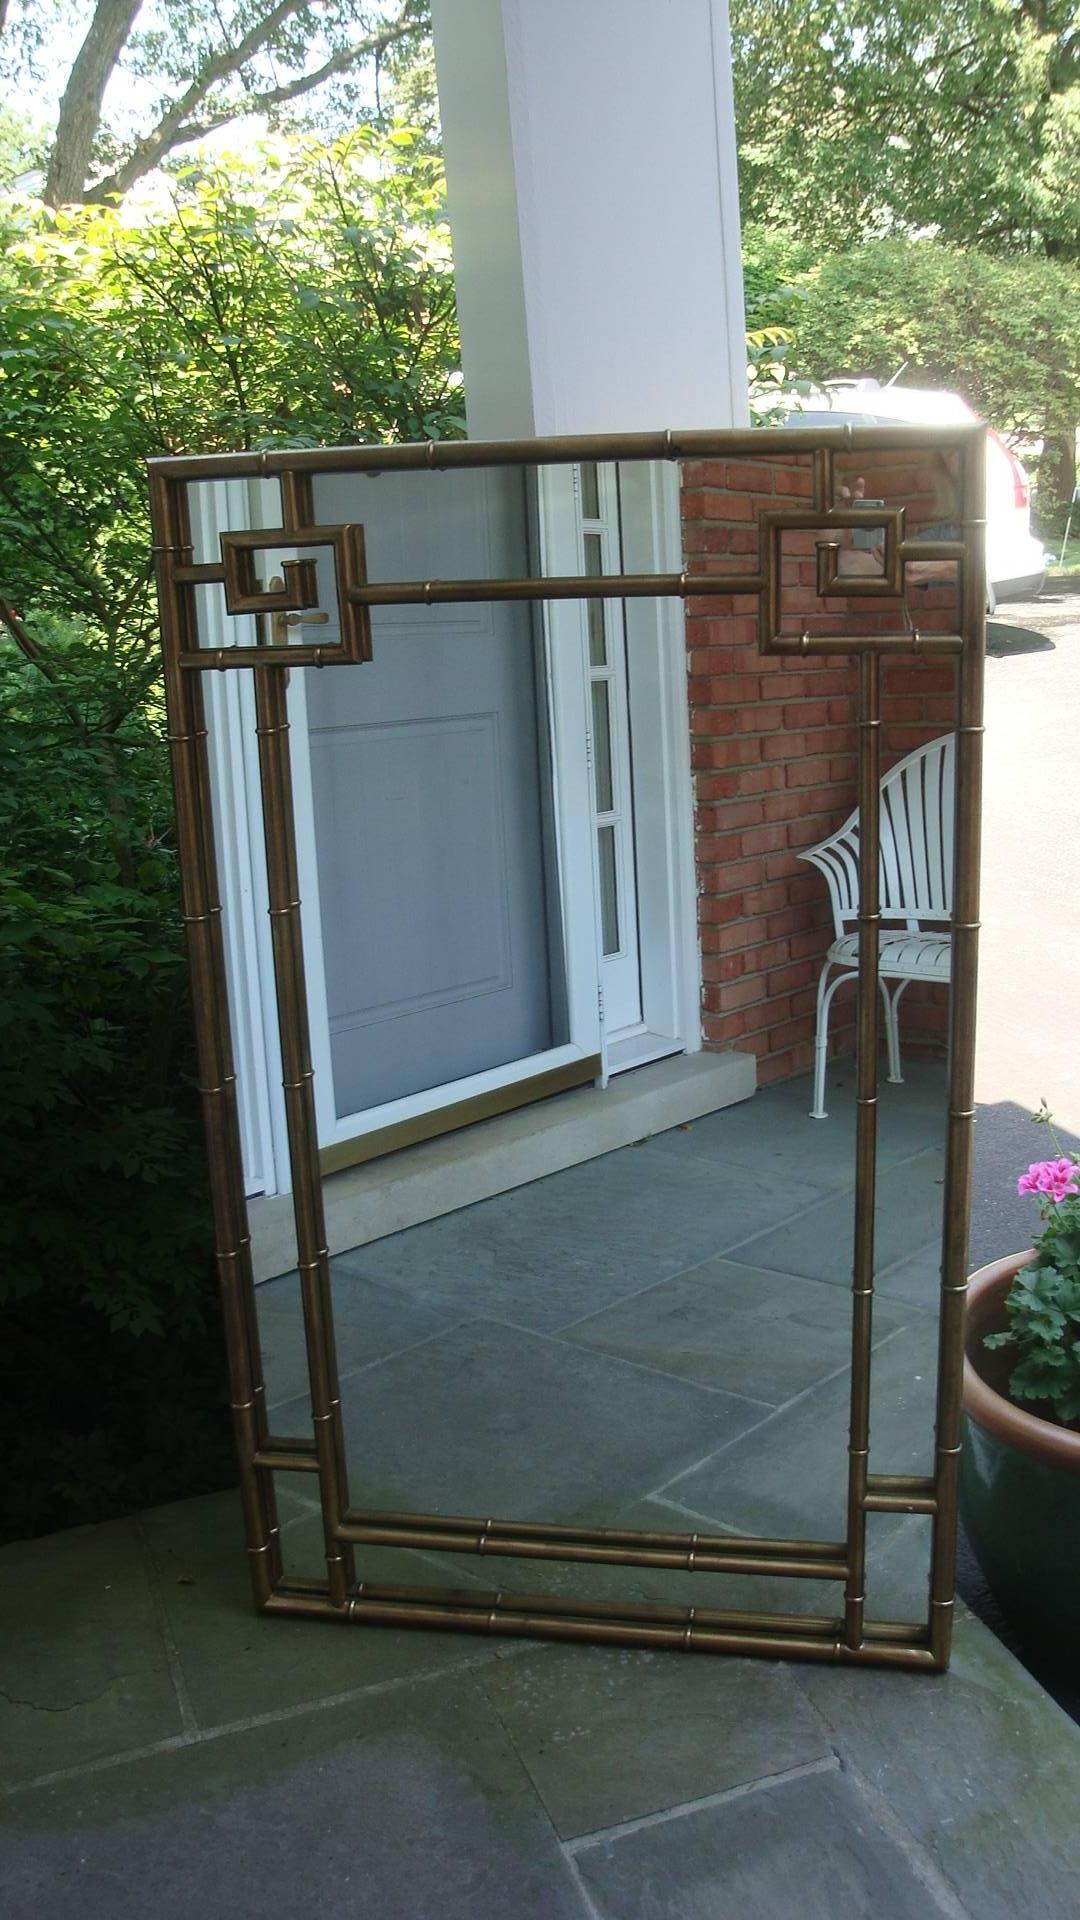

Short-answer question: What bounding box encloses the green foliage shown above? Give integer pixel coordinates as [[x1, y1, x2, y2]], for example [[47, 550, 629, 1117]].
[[985, 1114, 1080, 1426], [753, 231, 1080, 515], [0, 129, 461, 1538], [732, 2, 1080, 513], [0, 0, 431, 203], [0, 104, 47, 185], [985, 1236, 1080, 1426], [787, 239, 1080, 437], [741, 226, 818, 325], [742, 228, 818, 421], [0, 617, 232, 1539], [745, 325, 811, 424], [0, 129, 460, 660], [732, 0, 1080, 264]]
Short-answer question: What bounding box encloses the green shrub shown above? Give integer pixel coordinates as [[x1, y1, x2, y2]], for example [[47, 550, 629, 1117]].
[[0, 620, 231, 1540], [0, 129, 462, 1539]]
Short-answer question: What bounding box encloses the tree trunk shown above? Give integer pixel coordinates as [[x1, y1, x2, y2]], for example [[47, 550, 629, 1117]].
[[43, 0, 142, 206], [1036, 428, 1079, 530]]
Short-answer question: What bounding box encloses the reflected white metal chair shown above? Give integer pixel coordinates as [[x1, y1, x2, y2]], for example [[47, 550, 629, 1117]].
[[801, 733, 954, 1119]]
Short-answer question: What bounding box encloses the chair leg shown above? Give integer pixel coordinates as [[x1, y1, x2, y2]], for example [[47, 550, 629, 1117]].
[[879, 980, 901, 1084], [884, 980, 910, 1085], [810, 966, 847, 1119]]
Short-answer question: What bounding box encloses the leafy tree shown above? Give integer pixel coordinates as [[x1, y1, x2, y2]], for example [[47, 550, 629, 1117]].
[[775, 236, 1080, 515], [0, 103, 47, 184], [0, 0, 432, 204], [732, 0, 1080, 511], [733, 0, 1080, 260], [1, 128, 460, 669]]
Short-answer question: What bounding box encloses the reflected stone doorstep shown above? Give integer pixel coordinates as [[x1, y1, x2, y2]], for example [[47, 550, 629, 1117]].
[[249, 1050, 755, 1282]]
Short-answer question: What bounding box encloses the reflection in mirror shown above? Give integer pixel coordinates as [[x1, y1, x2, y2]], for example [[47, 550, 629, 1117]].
[[172, 436, 975, 1648]]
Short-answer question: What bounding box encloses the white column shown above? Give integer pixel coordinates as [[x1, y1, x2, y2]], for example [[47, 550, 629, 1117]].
[[430, 0, 748, 438]]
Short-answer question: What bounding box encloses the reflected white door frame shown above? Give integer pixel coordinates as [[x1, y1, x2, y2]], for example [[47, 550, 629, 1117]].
[[543, 459, 702, 1076], [201, 463, 699, 1195]]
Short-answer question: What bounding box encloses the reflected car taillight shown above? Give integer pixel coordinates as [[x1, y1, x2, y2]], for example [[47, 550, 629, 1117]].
[[989, 430, 1030, 512]]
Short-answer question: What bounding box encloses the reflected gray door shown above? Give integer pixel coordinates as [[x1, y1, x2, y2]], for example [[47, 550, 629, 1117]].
[[304, 468, 556, 1120]]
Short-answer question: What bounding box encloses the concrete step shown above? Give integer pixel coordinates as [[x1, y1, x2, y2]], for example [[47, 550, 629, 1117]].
[[250, 1049, 755, 1281]]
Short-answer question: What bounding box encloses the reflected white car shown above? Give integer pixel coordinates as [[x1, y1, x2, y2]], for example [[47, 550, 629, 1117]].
[[787, 381, 1051, 602]]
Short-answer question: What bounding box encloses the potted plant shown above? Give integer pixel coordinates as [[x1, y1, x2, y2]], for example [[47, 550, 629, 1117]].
[[962, 1111, 1080, 1659]]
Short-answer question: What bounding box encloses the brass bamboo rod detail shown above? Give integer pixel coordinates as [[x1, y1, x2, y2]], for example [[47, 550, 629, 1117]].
[[340, 1506, 847, 1559], [844, 650, 882, 1651], [864, 1474, 937, 1515], [767, 633, 963, 657], [930, 437, 986, 1669], [263, 1583, 936, 1668], [345, 571, 763, 606], [255, 1445, 321, 1474], [150, 470, 281, 1598], [252, 664, 354, 1607], [148, 419, 982, 485], [271, 1574, 926, 1645], [338, 1521, 846, 1582]]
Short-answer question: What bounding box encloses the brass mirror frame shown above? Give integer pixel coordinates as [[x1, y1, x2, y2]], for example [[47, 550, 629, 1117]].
[[149, 423, 985, 1672]]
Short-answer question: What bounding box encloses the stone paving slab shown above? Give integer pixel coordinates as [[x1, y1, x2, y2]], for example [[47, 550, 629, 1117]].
[[6, 1542, 1078, 1920], [669, 1318, 941, 1541], [559, 1256, 907, 1404], [258, 1268, 457, 1412], [479, 1642, 829, 1840], [875, 1239, 945, 1311], [571, 1762, 963, 1919], [138, 1490, 503, 1733], [737, 1149, 945, 1289], [797, 1608, 1080, 1920], [647, 1057, 947, 1189], [0, 1519, 183, 1791], [344, 1146, 829, 1332], [280, 1317, 766, 1525], [0, 1670, 590, 1920]]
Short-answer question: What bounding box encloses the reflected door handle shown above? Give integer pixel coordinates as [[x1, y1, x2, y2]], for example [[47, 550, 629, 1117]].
[[271, 609, 330, 642], [266, 573, 331, 647]]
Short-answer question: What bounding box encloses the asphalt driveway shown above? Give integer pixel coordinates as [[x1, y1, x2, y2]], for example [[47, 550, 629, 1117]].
[[971, 589, 1080, 1263], [956, 588, 1080, 1709]]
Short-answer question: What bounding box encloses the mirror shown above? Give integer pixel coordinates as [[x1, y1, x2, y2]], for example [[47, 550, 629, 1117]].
[[154, 426, 980, 1663]]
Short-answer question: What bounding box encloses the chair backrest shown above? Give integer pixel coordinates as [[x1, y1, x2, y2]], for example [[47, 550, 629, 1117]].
[[801, 734, 955, 938]]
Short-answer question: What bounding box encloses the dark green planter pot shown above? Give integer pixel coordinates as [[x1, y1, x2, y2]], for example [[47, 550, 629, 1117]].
[[962, 1251, 1080, 1665]]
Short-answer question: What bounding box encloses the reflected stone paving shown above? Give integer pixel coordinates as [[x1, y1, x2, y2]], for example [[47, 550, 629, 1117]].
[[4, 1066, 1079, 1919]]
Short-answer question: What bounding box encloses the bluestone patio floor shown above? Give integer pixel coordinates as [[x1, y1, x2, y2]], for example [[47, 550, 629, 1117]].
[[4, 1062, 1079, 1918]]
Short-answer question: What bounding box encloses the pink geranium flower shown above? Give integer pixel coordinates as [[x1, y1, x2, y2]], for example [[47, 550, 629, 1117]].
[[1017, 1158, 1080, 1205]]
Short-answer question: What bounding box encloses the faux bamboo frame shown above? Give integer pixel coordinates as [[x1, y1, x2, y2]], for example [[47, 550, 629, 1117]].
[[149, 423, 985, 1672]]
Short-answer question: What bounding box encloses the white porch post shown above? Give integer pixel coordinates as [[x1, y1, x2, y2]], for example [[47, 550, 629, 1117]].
[[431, 0, 749, 1081], [429, 0, 748, 437]]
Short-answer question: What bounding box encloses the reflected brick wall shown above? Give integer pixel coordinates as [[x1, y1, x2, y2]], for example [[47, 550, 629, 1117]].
[[681, 451, 958, 1084]]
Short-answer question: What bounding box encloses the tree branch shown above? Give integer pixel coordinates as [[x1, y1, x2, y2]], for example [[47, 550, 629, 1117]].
[[0, 476, 116, 623], [84, 0, 422, 204], [44, 0, 143, 204]]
